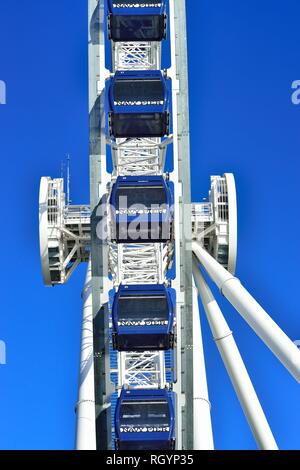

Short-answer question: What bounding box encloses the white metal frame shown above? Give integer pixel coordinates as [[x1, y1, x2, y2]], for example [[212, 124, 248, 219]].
[[192, 281, 214, 450], [110, 137, 168, 176], [119, 351, 166, 389], [39, 177, 90, 286], [109, 242, 171, 286], [75, 261, 96, 450], [192, 174, 237, 274], [112, 41, 161, 71]]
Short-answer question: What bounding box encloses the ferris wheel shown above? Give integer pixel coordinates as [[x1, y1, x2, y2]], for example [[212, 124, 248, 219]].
[[39, 0, 300, 450]]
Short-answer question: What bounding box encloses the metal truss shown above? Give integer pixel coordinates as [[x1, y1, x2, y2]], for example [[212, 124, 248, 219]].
[[119, 351, 166, 389], [112, 41, 161, 71], [109, 242, 172, 287], [111, 137, 167, 176]]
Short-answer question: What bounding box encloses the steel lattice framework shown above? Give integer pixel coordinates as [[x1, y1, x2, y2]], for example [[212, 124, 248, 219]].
[[111, 137, 167, 176], [112, 41, 161, 71]]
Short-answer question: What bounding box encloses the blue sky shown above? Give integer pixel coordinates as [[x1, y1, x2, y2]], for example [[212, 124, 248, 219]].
[[0, 0, 299, 450]]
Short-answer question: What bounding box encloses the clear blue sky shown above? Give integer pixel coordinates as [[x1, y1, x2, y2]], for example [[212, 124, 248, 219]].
[[0, 0, 299, 450]]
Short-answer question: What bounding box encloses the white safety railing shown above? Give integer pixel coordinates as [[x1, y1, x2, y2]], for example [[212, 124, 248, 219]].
[[47, 179, 63, 226], [211, 175, 229, 223]]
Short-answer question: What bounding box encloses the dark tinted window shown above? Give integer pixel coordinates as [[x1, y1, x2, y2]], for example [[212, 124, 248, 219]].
[[112, 112, 168, 138], [114, 79, 164, 103], [111, 15, 164, 41], [116, 186, 167, 209], [120, 400, 170, 427], [111, 15, 163, 41], [118, 295, 169, 323]]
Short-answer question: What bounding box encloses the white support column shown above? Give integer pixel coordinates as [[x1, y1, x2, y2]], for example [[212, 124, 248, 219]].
[[76, 261, 96, 450], [192, 281, 214, 450], [193, 260, 278, 450], [193, 242, 300, 383]]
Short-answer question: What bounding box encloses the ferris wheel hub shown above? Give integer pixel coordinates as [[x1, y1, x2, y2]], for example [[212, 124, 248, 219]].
[[39, 177, 91, 286], [192, 173, 237, 275]]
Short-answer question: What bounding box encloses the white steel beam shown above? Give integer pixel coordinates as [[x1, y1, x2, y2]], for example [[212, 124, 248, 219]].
[[192, 281, 214, 450], [193, 260, 278, 450], [193, 242, 300, 383], [168, 0, 194, 449], [88, 0, 112, 449], [76, 261, 96, 450]]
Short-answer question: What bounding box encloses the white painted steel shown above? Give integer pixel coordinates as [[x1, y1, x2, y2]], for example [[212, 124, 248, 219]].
[[88, 0, 113, 449], [119, 351, 165, 389], [193, 242, 300, 383], [111, 137, 164, 176], [76, 261, 96, 450], [191, 174, 237, 274], [39, 177, 90, 286], [112, 41, 161, 71], [167, 0, 192, 448], [39, 177, 51, 286], [193, 261, 278, 450], [226, 173, 237, 275], [192, 281, 214, 450], [109, 243, 171, 286]]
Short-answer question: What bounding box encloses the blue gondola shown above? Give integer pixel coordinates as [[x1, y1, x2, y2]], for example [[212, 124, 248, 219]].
[[108, 70, 170, 138], [112, 284, 175, 351], [107, 0, 168, 42], [110, 175, 173, 243], [115, 389, 176, 450]]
